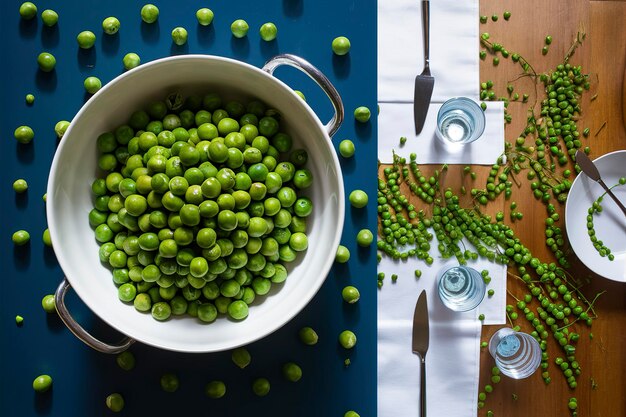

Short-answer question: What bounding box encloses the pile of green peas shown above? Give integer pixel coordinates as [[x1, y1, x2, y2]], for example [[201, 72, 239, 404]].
[[89, 92, 314, 322]]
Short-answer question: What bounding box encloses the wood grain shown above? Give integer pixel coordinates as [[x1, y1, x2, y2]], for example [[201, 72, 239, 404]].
[[478, 1, 626, 416], [379, 0, 625, 415]]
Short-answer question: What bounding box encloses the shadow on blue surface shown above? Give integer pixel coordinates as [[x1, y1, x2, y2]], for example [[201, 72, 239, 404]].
[[41, 25, 59, 48], [170, 43, 189, 56], [196, 24, 215, 48], [340, 154, 356, 176], [13, 244, 30, 271], [19, 17, 37, 39], [260, 40, 280, 61], [141, 21, 160, 45], [332, 54, 351, 80], [33, 389, 53, 415], [101, 33, 120, 56], [15, 192, 28, 210], [231, 37, 250, 60], [354, 120, 372, 139], [35, 70, 57, 92], [77, 48, 96, 69], [283, 0, 304, 18]]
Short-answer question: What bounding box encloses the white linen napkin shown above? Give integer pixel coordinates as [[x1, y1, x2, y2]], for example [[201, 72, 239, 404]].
[[377, 0, 505, 165], [377, 255, 506, 417]]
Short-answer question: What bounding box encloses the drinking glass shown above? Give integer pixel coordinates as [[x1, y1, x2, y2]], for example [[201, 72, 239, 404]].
[[437, 265, 486, 311], [435, 97, 486, 145], [488, 328, 542, 379]]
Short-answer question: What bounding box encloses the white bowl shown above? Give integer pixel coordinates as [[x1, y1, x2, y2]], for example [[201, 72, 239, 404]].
[[565, 150, 626, 282], [47, 55, 344, 352]]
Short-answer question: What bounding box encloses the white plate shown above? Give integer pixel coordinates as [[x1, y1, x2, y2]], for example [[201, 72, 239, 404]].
[[565, 150, 626, 282]]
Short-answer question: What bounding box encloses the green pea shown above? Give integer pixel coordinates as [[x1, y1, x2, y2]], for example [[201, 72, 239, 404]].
[[151, 301, 171, 321], [14, 125, 34, 144], [19, 2, 37, 20], [252, 378, 270, 397], [41, 294, 55, 313], [123, 53, 141, 70], [349, 190, 368, 208], [354, 106, 371, 123], [25, 93, 35, 104], [171, 27, 188, 46], [12, 230, 30, 246], [13, 179, 28, 193], [259, 22, 278, 41], [356, 229, 374, 247], [116, 351, 136, 371], [32, 374, 52, 393], [41, 9, 58, 26], [332, 36, 351, 55], [342, 286, 360, 304], [105, 393, 125, 412], [299, 326, 318, 345], [338, 139, 355, 158], [282, 362, 302, 382], [102, 17, 120, 35], [140, 4, 159, 23], [231, 19, 249, 38], [160, 373, 179, 392], [205, 380, 226, 398], [196, 8, 214, 26], [339, 330, 357, 349], [335, 245, 351, 263], [344, 412, 360, 417], [231, 347, 251, 369], [227, 300, 249, 320], [84, 76, 102, 94]]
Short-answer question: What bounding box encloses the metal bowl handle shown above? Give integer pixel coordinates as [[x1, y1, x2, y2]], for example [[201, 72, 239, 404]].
[[54, 278, 135, 354], [262, 54, 344, 137]]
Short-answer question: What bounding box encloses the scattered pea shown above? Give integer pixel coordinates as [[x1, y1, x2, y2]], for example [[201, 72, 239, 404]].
[[32, 374, 52, 393], [105, 393, 125, 412], [479, 15, 487, 24], [25, 93, 35, 105], [116, 350, 135, 371], [54, 120, 70, 139], [76, 31, 96, 49], [335, 245, 351, 263], [13, 179, 28, 193], [19, 2, 37, 20], [491, 14, 498, 22], [356, 229, 373, 247], [259, 22, 278, 41], [503, 11, 511, 20], [102, 17, 120, 35], [282, 362, 302, 382], [160, 373, 179, 392], [123, 53, 141, 70], [349, 190, 368, 208], [12, 230, 30, 245], [542, 46, 549, 55], [344, 412, 360, 417], [545, 35, 553, 45], [338, 330, 357, 349], [252, 377, 270, 397], [42, 229, 52, 247], [84, 76, 102, 94], [196, 8, 214, 26], [299, 326, 319, 345], [140, 4, 159, 24], [354, 106, 371, 123], [338, 139, 355, 158], [15, 315, 24, 325], [41, 9, 58, 26], [231, 347, 251, 369], [171, 27, 188, 46], [341, 286, 360, 304], [37, 52, 56, 72], [332, 36, 351, 55], [205, 380, 226, 398], [231, 19, 249, 38]]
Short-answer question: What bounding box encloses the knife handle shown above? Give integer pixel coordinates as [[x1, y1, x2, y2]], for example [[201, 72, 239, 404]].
[[420, 355, 427, 417], [421, 0, 430, 71]]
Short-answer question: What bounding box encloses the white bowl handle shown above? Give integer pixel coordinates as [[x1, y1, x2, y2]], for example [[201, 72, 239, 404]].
[[55, 278, 135, 354], [262, 54, 344, 137]]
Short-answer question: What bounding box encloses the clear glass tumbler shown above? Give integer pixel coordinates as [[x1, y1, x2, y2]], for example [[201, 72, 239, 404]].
[[435, 97, 486, 145], [437, 265, 486, 312], [488, 328, 542, 379]]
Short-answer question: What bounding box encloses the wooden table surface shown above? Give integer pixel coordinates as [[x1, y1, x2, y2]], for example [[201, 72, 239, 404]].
[[477, 1, 626, 416]]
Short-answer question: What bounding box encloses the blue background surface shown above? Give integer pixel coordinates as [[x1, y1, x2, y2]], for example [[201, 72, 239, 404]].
[[0, 1, 377, 416]]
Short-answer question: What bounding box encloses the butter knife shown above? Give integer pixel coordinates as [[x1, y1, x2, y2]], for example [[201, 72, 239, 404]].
[[413, 0, 435, 135], [412, 290, 429, 417], [576, 149, 626, 217]]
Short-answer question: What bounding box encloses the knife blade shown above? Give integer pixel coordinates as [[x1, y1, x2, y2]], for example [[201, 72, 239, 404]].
[[412, 289, 429, 417], [576, 150, 626, 217], [413, 0, 435, 135]]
